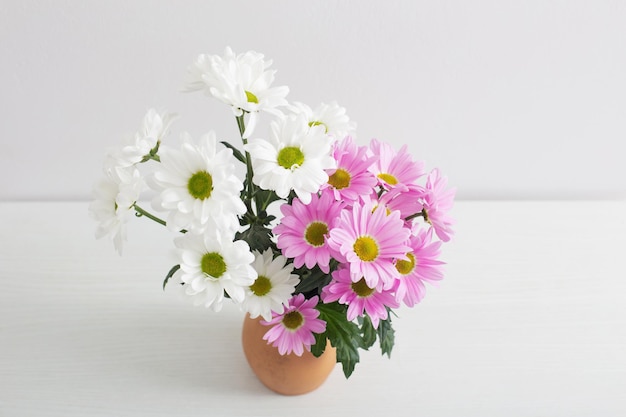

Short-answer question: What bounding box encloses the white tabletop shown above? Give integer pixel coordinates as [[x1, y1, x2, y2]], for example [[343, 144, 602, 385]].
[[1, 200, 625, 416]]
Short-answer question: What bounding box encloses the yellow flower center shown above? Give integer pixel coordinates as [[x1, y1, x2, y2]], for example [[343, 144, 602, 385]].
[[249, 275, 272, 296], [188, 170, 213, 200], [377, 173, 398, 185], [371, 204, 392, 216], [308, 120, 328, 133], [282, 311, 304, 330], [201, 252, 226, 278], [277, 146, 305, 170], [351, 277, 375, 298], [304, 221, 329, 247], [395, 252, 416, 275], [353, 236, 379, 262], [328, 168, 351, 190], [245, 90, 259, 104]]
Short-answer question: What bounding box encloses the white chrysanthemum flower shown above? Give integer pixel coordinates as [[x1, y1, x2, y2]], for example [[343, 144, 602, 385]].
[[106, 109, 177, 169], [241, 250, 300, 321], [244, 114, 336, 204], [175, 232, 257, 312], [150, 131, 246, 236], [185, 47, 289, 138], [89, 166, 144, 255], [288, 101, 356, 139]]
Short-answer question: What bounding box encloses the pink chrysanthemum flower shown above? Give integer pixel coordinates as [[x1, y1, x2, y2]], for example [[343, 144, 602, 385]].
[[393, 227, 445, 307], [261, 294, 326, 356], [321, 136, 378, 203], [322, 267, 399, 329], [327, 201, 412, 290], [368, 139, 425, 189], [361, 184, 425, 223], [273, 191, 344, 273], [421, 168, 456, 242]]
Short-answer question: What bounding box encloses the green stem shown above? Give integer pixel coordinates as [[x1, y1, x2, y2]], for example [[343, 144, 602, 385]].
[[134, 204, 167, 227], [236, 114, 255, 202], [405, 208, 426, 222], [236, 114, 246, 139]]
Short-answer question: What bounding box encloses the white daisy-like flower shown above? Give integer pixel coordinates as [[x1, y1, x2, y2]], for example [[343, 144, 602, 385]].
[[150, 131, 246, 236], [105, 109, 177, 169], [89, 166, 144, 255], [185, 47, 289, 138], [244, 114, 336, 204], [175, 232, 257, 312], [288, 101, 356, 139], [241, 250, 300, 321]]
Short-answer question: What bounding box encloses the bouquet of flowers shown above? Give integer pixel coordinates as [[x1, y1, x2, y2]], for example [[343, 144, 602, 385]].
[[90, 47, 455, 378]]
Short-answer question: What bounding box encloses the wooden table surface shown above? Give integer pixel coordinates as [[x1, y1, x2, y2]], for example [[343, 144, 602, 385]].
[[1, 201, 625, 416]]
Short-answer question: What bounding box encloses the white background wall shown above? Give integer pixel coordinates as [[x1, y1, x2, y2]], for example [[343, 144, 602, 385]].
[[1, 0, 625, 201]]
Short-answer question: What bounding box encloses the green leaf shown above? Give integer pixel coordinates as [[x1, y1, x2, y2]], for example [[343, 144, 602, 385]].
[[253, 188, 283, 212], [163, 264, 180, 290], [255, 209, 276, 227], [235, 223, 275, 252], [377, 314, 395, 358], [294, 266, 332, 295], [220, 141, 246, 164], [358, 315, 377, 350], [316, 302, 363, 378], [263, 215, 276, 225], [311, 332, 327, 358]]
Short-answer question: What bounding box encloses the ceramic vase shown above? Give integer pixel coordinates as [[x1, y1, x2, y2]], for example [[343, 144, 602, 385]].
[[241, 314, 336, 395]]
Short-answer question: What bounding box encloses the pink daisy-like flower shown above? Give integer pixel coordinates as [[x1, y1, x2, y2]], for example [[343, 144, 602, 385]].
[[368, 139, 425, 189], [421, 168, 456, 242], [273, 191, 344, 273], [322, 266, 399, 329], [261, 294, 326, 356], [321, 136, 378, 203], [393, 227, 445, 307], [362, 184, 425, 223], [327, 201, 412, 290]]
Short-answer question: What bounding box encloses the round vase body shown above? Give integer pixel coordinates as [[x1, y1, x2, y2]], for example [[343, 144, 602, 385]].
[[241, 315, 336, 395]]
